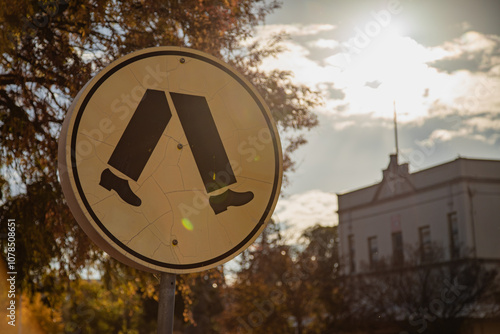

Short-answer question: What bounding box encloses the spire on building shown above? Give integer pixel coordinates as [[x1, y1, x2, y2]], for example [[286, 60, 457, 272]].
[[393, 100, 399, 164]]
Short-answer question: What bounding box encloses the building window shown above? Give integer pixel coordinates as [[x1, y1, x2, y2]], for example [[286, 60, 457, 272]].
[[392, 231, 404, 266], [419, 226, 431, 262], [368, 236, 378, 268], [448, 212, 459, 259], [348, 234, 356, 273]]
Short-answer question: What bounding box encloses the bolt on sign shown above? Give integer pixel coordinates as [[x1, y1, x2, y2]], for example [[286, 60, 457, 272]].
[[58, 47, 283, 274]]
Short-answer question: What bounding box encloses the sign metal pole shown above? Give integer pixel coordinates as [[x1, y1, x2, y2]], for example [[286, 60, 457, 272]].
[[158, 272, 176, 334]]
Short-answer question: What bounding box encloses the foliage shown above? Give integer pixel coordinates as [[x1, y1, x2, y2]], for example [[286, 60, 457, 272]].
[[180, 270, 226, 334], [222, 221, 292, 333], [220, 223, 339, 334], [221, 228, 500, 334], [320, 245, 500, 334], [0, 0, 321, 330]]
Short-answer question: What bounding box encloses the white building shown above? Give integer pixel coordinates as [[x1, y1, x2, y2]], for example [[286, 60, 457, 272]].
[[337, 155, 500, 274]]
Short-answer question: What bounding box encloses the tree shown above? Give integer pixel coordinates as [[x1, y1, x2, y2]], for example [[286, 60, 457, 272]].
[[0, 0, 320, 330], [221, 223, 340, 334], [298, 224, 341, 333], [220, 220, 293, 333], [329, 244, 500, 334]]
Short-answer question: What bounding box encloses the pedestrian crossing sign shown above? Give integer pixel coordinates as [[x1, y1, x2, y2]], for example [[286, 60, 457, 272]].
[[58, 47, 283, 273]]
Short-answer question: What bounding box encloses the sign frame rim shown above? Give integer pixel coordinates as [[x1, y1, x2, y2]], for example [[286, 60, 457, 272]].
[[58, 46, 283, 273]]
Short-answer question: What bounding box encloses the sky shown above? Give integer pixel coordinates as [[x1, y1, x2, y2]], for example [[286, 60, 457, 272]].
[[258, 0, 500, 242]]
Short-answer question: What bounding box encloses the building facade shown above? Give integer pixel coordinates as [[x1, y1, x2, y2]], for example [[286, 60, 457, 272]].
[[337, 155, 500, 274]]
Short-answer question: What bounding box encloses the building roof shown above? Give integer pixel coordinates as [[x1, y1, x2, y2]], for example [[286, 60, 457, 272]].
[[337, 156, 500, 212]]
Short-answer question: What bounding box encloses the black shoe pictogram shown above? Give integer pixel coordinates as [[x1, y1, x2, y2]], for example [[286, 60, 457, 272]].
[[102, 90, 252, 213], [99, 168, 142, 206], [209, 190, 254, 214]]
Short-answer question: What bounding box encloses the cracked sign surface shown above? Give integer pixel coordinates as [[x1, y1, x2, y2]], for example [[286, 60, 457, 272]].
[[58, 47, 283, 273]]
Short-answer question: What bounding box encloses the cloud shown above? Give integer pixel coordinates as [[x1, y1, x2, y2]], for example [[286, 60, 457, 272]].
[[465, 116, 500, 132], [427, 128, 468, 142], [250, 24, 343, 89], [253, 24, 336, 40], [428, 57, 481, 74], [254, 24, 449, 120], [365, 80, 382, 89], [253, 17, 500, 148], [429, 31, 500, 73], [402, 111, 500, 168], [461, 115, 500, 145], [331, 120, 355, 130], [309, 38, 339, 49], [273, 190, 338, 242], [317, 82, 346, 100], [294, 24, 337, 36]]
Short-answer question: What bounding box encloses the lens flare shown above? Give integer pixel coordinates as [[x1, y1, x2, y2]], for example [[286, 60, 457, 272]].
[[182, 218, 194, 231]]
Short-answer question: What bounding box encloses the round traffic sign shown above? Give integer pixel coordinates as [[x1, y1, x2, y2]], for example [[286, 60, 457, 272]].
[[58, 47, 282, 273]]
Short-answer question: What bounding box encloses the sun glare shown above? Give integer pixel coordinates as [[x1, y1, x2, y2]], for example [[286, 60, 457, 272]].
[[337, 24, 448, 122]]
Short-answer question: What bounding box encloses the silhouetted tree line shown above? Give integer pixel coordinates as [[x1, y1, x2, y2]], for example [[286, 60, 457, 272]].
[[220, 224, 500, 334]]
